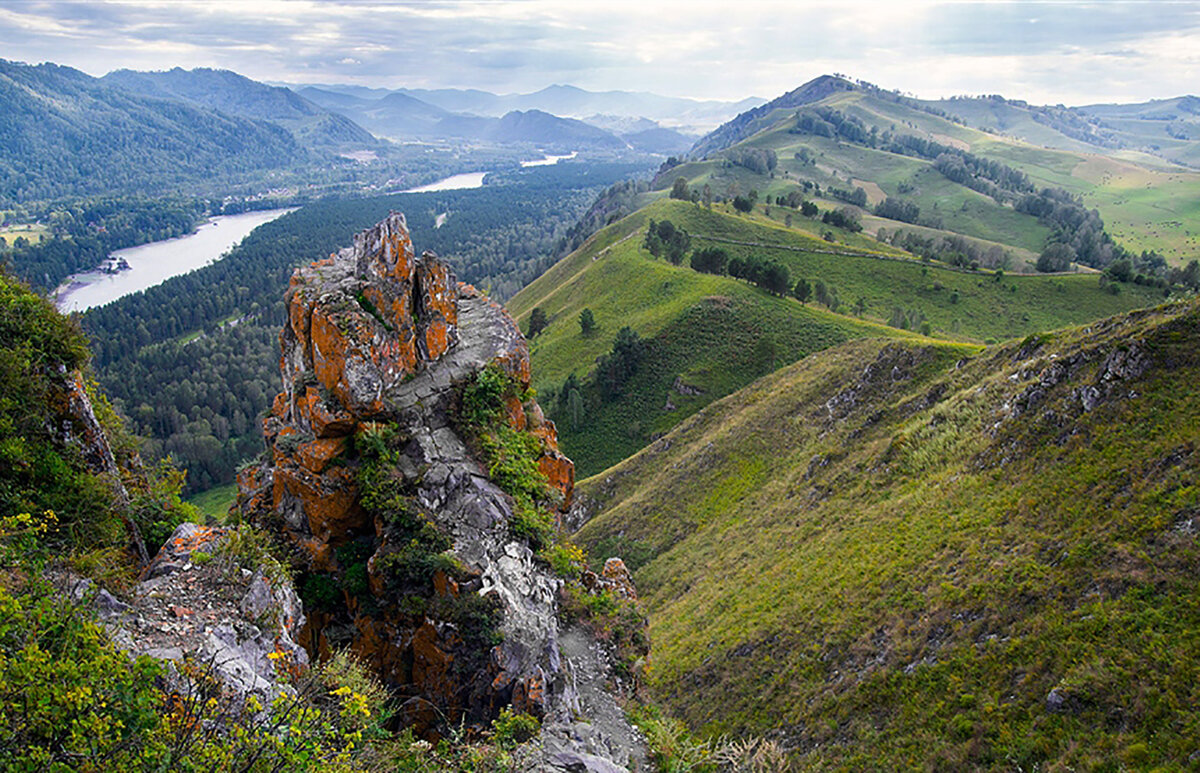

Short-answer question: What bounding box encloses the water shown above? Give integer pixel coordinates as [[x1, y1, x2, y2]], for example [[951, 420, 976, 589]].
[[403, 151, 578, 193], [54, 208, 294, 313], [520, 151, 578, 167], [402, 172, 488, 193]]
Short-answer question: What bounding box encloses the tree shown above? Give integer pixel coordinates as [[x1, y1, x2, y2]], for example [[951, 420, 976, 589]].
[[801, 201, 819, 217], [793, 278, 812, 304], [1037, 242, 1076, 273], [670, 177, 690, 201], [814, 280, 829, 307], [762, 262, 791, 296], [690, 247, 729, 275], [527, 307, 548, 338], [578, 308, 596, 337], [854, 296, 867, 317], [597, 327, 645, 401], [702, 184, 713, 210], [732, 195, 753, 213]]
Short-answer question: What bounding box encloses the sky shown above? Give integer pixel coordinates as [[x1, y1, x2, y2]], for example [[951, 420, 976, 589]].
[[1, 0, 1199, 105]]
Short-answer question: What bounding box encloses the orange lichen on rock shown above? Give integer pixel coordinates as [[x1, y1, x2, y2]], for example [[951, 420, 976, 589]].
[[295, 437, 347, 474]]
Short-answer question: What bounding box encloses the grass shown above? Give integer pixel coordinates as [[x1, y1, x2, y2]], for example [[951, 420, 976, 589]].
[[696, 85, 1200, 268], [572, 299, 1200, 769], [0, 223, 49, 248], [509, 198, 1165, 477], [185, 482, 237, 521]]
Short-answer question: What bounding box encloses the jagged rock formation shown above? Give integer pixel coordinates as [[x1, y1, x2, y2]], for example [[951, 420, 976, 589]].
[[69, 522, 309, 700], [238, 212, 641, 770]]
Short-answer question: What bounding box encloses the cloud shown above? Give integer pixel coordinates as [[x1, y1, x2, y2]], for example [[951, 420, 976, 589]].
[[0, 0, 1197, 104]]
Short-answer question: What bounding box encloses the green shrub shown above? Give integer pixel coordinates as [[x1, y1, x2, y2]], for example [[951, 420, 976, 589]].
[[491, 708, 540, 750]]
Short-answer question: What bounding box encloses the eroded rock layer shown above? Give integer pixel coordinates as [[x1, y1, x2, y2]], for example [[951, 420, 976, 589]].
[[238, 212, 639, 770]]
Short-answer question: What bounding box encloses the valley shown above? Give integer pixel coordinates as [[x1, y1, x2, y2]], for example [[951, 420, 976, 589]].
[[1, 35, 1199, 771]]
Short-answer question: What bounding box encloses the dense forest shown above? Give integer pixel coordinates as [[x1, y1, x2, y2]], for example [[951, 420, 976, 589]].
[[83, 160, 651, 493]]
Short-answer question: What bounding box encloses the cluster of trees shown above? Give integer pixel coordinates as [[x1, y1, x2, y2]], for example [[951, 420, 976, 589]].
[[684, 242, 792, 296], [827, 185, 869, 207], [793, 277, 842, 311], [596, 327, 646, 401], [888, 306, 932, 334], [875, 227, 1013, 270], [874, 196, 922, 225], [791, 107, 875, 145], [725, 148, 778, 175], [1104, 255, 1198, 291], [822, 207, 863, 232], [644, 218, 692, 264]]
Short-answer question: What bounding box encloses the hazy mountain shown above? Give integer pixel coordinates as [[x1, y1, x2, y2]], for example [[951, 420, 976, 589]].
[[0, 59, 306, 206], [620, 126, 694, 154], [286, 82, 764, 132], [438, 109, 628, 149], [101, 67, 378, 148], [300, 86, 452, 139]]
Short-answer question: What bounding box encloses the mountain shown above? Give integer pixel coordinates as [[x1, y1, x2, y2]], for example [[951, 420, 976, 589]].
[[620, 126, 694, 154], [506, 197, 1163, 476], [301, 84, 628, 148], [690, 74, 857, 156], [295, 82, 765, 133], [572, 298, 1200, 768], [101, 67, 378, 147], [299, 86, 453, 139], [680, 74, 1200, 267], [0, 59, 307, 206]]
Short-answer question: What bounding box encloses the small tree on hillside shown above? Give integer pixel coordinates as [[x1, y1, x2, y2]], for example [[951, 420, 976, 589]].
[[670, 177, 690, 201], [793, 278, 812, 304], [578, 308, 596, 337], [527, 307, 548, 338]]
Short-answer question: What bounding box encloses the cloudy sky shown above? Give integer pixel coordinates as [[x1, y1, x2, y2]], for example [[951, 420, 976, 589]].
[[1, 0, 1198, 105]]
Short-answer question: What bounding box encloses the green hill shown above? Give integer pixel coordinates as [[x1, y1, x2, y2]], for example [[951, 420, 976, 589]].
[[101, 67, 379, 148], [573, 299, 1200, 769], [509, 198, 1164, 477], [0, 59, 308, 207], [681, 76, 1200, 268]]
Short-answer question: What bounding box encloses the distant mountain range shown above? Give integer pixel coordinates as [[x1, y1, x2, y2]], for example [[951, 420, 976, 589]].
[[286, 81, 764, 133], [298, 85, 696, 153]]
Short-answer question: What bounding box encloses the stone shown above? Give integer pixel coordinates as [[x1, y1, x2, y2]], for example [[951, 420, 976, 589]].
[[233, 212, 638, 767]]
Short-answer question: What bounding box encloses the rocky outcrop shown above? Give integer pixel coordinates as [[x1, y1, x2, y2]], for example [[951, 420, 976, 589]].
[[238, 212, 641, 769], [69, 522, 308, 701]]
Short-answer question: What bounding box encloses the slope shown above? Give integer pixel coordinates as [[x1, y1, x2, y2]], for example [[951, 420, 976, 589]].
[[101, 67, 378, 148], [687, 77, 1200, 266], [0, 59, 307, 206], [573, 299, 1200, 769], [507, 198, 1163, 477]]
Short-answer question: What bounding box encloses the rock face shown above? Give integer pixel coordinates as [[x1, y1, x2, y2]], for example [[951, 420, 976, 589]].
[[239, 212, 640, 769], [70, 522, 309, 701]]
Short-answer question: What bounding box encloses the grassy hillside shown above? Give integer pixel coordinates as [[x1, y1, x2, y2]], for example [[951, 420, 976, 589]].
[[684, 81, 1200, 267], [573, 299, 1200, 769], [510, 198, 1164, 476]]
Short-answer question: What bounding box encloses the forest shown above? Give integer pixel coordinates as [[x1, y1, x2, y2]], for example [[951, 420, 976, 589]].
[[83, 160, 651, 493]]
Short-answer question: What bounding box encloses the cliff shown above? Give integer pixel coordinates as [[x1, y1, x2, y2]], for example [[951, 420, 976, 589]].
[[237, 212, 643, 769]]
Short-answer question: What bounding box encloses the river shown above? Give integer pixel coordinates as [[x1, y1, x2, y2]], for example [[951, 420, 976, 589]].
[[401, 152, 578, 193], [54, 208, 295, 313]]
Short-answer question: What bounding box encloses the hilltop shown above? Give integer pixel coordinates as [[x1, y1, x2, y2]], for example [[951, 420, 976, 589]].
[[680, 75, 1200, 268], [573, 298, 1200, 768]]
